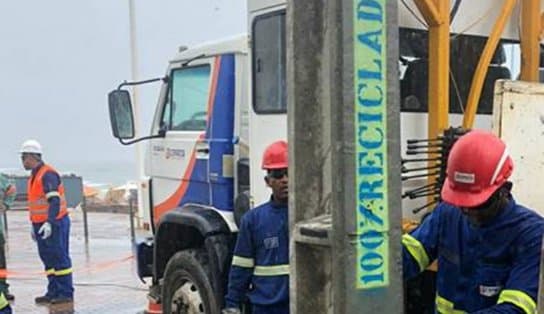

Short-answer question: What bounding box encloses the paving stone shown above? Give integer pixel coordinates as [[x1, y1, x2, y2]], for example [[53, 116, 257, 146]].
[[5, 210, 149, 313]]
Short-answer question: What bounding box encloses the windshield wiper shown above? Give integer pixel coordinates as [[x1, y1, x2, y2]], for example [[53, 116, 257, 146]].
[[182, 53, 207, 67]]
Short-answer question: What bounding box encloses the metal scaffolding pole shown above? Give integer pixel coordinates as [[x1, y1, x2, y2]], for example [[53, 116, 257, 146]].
[[288, 0, 402, 313]]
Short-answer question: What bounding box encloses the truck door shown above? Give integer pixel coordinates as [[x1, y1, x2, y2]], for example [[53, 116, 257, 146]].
[[150, 55, 235, 225]]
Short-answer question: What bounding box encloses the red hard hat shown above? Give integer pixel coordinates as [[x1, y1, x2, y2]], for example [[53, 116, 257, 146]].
[[441, 130, 513, 208], [261, 140, 288, 170]]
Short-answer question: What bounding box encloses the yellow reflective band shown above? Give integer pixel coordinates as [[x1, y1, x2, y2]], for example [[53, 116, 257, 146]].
[[253, 264, 289, 276], [30, 209, 49, 214], [46, 191, 60, 199], [232, 256, 254, 268], [46, 268, 55, 275], [402, 234, 430, 272], [435, 294, 466, 314], [497, 289, 536, 314], [0, 292, 8, 309], [55, 268, 73, 276], [29, 199, 48, 206]]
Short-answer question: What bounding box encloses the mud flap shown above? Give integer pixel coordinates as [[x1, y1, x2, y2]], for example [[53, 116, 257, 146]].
[[134, 237, 154, 280]]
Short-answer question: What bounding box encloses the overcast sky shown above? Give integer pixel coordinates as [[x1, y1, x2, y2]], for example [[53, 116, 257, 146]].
[[0, 1, 246, 180]]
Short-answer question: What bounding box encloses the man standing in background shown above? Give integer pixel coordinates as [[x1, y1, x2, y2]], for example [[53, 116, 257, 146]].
[[20, 139, 74, 306], [0, 173, 15, 301]]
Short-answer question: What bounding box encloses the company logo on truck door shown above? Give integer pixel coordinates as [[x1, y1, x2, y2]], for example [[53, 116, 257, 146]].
[[165, 148, 186, 160], [354, 0, 389, 289]]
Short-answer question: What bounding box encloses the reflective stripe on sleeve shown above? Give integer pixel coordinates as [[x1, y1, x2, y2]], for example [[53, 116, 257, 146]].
[[46, 268, 55, 275], [497, 289, 536, 314], [402, 234, 430, 272], [54, 268, 73, 276], [253, 264, 289, 276], [435, 294, 466, 314], [46, 191, 60, 199], [232, 256, 254, 268]]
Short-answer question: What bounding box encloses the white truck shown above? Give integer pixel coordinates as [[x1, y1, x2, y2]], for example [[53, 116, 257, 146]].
[[107, 0, 525, 312]]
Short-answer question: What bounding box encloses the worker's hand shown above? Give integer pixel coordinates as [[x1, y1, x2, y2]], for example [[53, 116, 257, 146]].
[[221, 308, 241, 314], [5, 185, 15, 197], [30, 226, 36, 242], [38, 222, 52, 240]]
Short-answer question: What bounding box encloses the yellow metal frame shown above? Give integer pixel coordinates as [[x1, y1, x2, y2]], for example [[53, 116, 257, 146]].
[[414, 0, 450, 197], [413, 0, 443, 26], [520, 0, 540, 82], [414, 0, 450, 139], [462, 0, 517, 129]]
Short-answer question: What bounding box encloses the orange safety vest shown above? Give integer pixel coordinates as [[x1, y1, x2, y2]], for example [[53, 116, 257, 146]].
[[27, 164, 68, 223]]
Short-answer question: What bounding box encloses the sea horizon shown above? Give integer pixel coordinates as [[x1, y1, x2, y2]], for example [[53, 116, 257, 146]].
[[1, 160, 137, 187]]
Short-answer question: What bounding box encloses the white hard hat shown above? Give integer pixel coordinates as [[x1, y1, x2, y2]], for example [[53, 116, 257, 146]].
[[20, 139, 43, 154]]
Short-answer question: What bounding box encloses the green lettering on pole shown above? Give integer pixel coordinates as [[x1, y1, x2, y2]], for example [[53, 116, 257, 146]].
[[354, 0, 389, 289]]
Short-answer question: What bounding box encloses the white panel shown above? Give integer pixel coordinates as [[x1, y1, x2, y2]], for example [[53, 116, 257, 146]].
[[493, 80, 544, 216], [248, 0, 285, 14], [249, 114, 287, 205]]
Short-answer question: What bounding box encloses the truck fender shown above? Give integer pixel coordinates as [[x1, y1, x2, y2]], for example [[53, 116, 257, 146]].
[[153, 205, 234, 283]]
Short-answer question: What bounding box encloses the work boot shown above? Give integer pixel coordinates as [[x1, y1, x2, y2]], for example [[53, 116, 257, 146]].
[[34, 295, 51, 305], [51, 297, 73, 305]]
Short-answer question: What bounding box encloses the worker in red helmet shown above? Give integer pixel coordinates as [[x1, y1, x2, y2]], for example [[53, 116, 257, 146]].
[[402, 130, 544, 314], [224, 140, 289, 314]]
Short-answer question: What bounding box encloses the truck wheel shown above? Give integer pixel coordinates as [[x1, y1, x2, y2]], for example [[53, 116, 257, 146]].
[[162, 249, 219, 314]]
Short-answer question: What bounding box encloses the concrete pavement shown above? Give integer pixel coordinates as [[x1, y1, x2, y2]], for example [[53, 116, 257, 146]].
[[4, 209, 150, 313]]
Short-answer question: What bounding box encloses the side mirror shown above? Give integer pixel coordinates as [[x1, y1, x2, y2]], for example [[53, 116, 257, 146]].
[[108, 90, 135, 139]]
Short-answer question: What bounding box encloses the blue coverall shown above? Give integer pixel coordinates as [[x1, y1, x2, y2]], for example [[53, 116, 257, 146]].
[[402, 198, 544, 314], [32, 164, 74, 300], [225, 200, 289, 314]]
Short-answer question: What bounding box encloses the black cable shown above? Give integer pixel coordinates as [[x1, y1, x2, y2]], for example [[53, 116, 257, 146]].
[[74, 282, 147, 291], [11, 277, 147, 291], [450, 0, 462, 24]]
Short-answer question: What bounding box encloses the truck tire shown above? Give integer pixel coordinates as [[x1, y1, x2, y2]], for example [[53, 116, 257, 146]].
[[162, 249, 220, 314]]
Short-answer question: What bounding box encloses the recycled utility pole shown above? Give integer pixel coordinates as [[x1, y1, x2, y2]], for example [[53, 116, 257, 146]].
[[287, 0, 403, 313]]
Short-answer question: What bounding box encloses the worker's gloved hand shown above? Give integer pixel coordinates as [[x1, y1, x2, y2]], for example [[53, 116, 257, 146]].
[[221, 308, 241, 314], [38, 222, 52, 240]]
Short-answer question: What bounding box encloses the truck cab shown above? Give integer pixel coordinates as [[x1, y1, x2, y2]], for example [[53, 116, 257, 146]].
[[109, 36, 251, 313], [144, 36, 249, 228]]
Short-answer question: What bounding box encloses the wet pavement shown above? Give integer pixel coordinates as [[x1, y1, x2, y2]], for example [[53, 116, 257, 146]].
[[4, 209, 150, 313]]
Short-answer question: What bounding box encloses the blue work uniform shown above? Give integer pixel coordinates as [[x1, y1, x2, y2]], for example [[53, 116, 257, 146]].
[[403, 198, 544, 314], [225, 200, 289, 314], [31, 163, 74, 300]]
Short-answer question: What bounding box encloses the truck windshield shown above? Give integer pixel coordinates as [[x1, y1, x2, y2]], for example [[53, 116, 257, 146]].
[[252, 10, 286, 114], [162, 65, 211, 131]]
